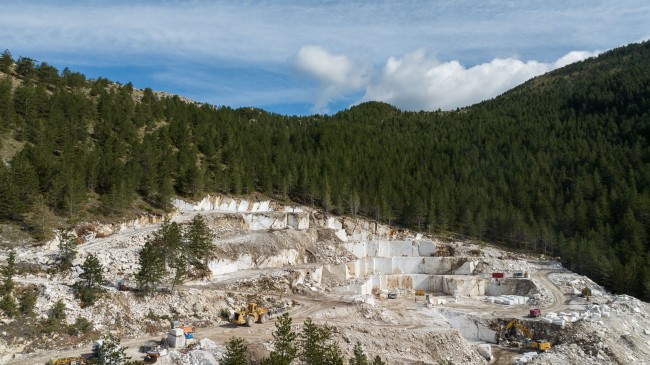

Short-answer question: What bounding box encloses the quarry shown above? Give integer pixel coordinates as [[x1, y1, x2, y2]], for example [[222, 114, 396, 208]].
[[1, 195, 650, 365]]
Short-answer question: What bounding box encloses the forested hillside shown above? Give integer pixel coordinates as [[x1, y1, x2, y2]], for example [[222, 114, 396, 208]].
[[1, 42, 649, 300]]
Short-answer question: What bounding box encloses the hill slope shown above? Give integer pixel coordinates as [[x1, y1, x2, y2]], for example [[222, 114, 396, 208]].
[[0, 42, 650, 299]]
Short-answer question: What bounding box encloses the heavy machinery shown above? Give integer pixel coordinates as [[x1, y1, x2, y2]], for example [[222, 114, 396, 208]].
[[503, 319, 551, 351], [49, 358, 85, 365], [529, 308, 542, 318], [229, 302, 269, 326]]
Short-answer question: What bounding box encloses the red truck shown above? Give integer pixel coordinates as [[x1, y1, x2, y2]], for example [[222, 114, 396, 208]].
[[529, 308, 542, 318]]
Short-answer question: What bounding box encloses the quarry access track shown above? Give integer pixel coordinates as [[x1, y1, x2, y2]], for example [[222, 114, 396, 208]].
[[533, 270, 569, 313]]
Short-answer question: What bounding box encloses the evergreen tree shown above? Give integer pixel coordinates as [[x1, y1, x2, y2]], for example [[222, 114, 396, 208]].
[[222, 337, 248, 365], [0, 165, 19, 221], [0, 75, 14, 128], [0, 250, 17, 317], [67, 316, 93, 336], [153, 221, 186, 292], [370, 356, 386, 365], [15, 57, 36, 79], [87, 336, 130, 365], [350, 342, 369, 365], [74, 254, 105, 306], [300, 318, 343, 365], [170, 254, 187, 294], [0, 292, 18, 318], [0, 50, 13, 73], [185, 214, 215, 267], [58, 231, 77, 271], [261, 313, 297, 365], [19, 287, 37, 317], [78, 254, 104, 288], [43, 299, 66, 333], [0, 250, 16, 294], [135, 241, 165, 294]]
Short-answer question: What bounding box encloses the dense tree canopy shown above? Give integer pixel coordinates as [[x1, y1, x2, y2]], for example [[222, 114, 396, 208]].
[[1, 41, 650, 299]]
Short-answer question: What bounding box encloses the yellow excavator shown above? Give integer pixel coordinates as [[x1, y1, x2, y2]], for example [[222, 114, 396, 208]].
[[229, 303, 269, 326], [503, 319, 551, 351]]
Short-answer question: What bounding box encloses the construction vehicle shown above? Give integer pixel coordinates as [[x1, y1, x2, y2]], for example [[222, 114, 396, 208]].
[[49, 358, 85, 365], [229, 302, 269, 326], [503, 319, 551, 351], [529, 308, 542, 318]]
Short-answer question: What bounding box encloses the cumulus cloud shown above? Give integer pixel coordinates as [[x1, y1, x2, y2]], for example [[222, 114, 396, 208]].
[[295, 46, 368, 113], [361, 49, 600, 111], [296, 48, 600, 112]]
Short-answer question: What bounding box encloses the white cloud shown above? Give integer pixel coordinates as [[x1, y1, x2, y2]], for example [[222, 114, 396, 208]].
[[295, 46, 367, 113], [360, 49, 600, 111], [553, 50, 600, 68], [296, 48, 601, 112]]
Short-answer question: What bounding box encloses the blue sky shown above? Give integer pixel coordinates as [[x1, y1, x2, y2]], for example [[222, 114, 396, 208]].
[[1, 0, 648, 115]]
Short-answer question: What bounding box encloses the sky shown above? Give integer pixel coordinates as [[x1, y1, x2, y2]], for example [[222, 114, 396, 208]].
[[1, 0, 649, 116]]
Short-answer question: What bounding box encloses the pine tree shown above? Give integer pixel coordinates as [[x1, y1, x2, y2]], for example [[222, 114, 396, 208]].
[[87, 336, 130, 365], [0, 292, 17, 318], [261, 313, 297, 365], [0, 250, 17, 317], [19, 287, 37, 317], [75, 254, 105, 306], [50, 299, 66, 322], [136, 241, 165, 294], [79, 254, 104, 289], [350, 342, 369, 365], [43, 299, 66, 333], [0, 165, 19, 221], [0, 75, 14, 129], [15, 57, 36, 79], [170, 254, 187, 294], [1, 250, 16, 294], [0, 49, 12, 73], [371, 356, 386, 365], [154, 221, 186, 292], [300, 318, 343, 365], [58, 231, 77, 271], [300, 318, 324, 365], [223, 337, 248, 365], [185, 214, 215, 267]]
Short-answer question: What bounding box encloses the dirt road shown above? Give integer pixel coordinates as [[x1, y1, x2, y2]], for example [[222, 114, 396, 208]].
[[532, 270, 568, 313]]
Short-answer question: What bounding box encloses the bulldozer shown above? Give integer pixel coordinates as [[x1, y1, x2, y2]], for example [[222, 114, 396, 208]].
[[229, 303, 269, 326], [503, 319, 551, 351]]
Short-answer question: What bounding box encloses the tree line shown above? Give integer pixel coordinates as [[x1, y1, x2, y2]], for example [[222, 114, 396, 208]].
[[0, 42, 650, 299]]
